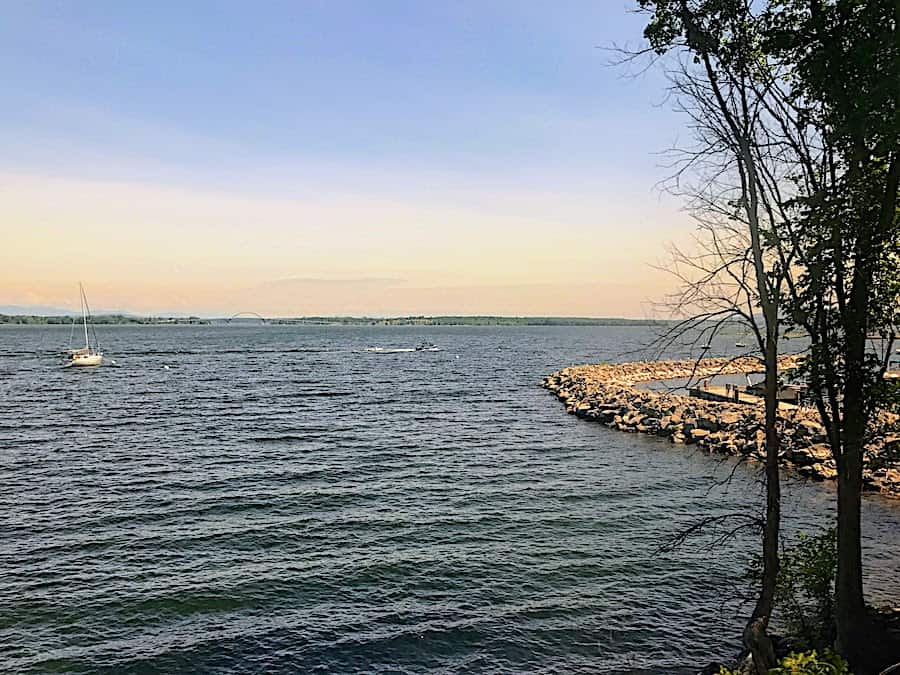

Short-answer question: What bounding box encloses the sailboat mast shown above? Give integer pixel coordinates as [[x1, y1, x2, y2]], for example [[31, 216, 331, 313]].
[[80, 283, 89, 349]]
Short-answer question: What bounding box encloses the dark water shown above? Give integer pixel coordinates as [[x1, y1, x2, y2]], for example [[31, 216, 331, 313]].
[[1, 325, 897, 674]]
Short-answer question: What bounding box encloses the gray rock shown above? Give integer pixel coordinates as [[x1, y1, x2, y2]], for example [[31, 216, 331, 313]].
[[718, 411, 742, 427], [791, 443, 832, 466]]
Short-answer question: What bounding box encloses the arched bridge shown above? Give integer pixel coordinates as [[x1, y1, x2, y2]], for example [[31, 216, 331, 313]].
[[226, 311, 268, 324]]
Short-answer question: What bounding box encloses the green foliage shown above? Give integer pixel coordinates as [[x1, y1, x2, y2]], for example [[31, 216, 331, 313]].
[[764, 0, 900, 158], [638, 0, 764, 66], [769, 0, 900, 423], [776, 529, 838, 650], [715, 649, 851, 675], [771, 650, 852, 675], [748, 528, 838, 650]]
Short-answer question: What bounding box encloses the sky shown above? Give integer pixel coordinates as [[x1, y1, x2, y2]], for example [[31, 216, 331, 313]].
[[0, 1, 691, 317]]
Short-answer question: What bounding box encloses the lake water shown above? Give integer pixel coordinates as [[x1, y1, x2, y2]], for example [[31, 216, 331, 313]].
[[1, 325, 897, 674]]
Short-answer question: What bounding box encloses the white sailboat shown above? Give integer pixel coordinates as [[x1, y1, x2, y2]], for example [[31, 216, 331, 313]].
[[64, 283, 103, 367]]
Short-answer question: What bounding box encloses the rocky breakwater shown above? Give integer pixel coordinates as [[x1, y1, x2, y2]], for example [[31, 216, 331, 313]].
[[542, 357, 900, 498]]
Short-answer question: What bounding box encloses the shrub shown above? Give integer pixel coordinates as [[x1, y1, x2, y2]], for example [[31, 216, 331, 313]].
[[747, 527, 838, 650], [776, 528, 838, 650], [770, 649, 851, 674], [716, 649, 851, 675]]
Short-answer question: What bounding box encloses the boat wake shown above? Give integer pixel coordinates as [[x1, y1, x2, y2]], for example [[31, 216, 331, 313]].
[[364, 344, 442, 354], [364, 347, 416, 353]]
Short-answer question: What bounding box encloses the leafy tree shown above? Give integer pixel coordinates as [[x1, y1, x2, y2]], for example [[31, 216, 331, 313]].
[[636, 0, 899, 668], [762, 0, 900, 664]]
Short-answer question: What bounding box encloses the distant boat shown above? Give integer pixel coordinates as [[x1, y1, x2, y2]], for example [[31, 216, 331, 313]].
[[63, 283, 103, 367], [735, 342, 748, 348], [365, 347, 415, 353], [364, 342, 441, 354]]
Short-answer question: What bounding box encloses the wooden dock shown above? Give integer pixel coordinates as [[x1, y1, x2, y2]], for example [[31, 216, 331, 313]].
[[689, 385, 760, 405], [689, 385, 799, 410]]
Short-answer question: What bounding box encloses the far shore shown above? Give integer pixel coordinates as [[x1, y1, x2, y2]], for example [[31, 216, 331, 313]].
[[0, 314, 669, 327]]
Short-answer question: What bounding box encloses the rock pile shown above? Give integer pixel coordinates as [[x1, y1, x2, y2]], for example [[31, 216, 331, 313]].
[[542, 357, 900, 498]]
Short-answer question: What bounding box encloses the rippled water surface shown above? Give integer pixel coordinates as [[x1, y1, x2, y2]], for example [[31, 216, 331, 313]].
[[1, 325, 898, 674]]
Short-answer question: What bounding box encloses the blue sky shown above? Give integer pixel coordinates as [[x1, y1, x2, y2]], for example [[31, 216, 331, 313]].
[[1, 2, 690, 316]]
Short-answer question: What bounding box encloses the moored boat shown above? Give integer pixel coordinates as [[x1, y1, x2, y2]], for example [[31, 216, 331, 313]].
[[64, 283, 103, 367]]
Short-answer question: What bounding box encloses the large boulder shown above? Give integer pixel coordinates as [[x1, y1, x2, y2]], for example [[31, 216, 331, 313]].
[[791, 443, 832, 466], [814, 463, 838, 480], [697, 413, 719, 432], [689, 428, 712, 442], [639, 403, 661, 418], [797, 419, 825, 437], [718, 411, 743, 427]]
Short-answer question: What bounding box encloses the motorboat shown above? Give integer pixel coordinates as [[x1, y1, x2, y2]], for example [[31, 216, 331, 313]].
[[364, 342, 441, 354]]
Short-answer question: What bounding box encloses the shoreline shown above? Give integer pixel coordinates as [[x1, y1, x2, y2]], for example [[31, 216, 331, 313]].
[[0, 314, 665, 327], [542, 357, 900, 499]]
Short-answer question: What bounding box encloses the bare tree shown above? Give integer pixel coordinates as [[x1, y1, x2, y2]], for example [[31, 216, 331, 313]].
[[631, 2, 807, 670]]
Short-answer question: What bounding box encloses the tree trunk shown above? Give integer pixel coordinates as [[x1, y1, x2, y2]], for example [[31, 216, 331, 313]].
[[835, 324, 870, 663], [744, 335, 780, 674], [835, 444, 867, 662], [731, 127, 780, 674]]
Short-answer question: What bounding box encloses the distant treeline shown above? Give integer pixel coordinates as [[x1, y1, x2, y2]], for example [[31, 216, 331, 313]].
[[1, 314, 665, 327], [0, 314, 210, 325], [268, 316, 665, 326]]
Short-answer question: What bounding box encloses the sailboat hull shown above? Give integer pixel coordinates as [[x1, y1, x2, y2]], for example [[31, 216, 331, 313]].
[[71, 354, 103, 367]]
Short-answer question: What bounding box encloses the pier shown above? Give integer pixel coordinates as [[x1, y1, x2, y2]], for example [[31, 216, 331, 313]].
[[688, 383, 800, 410]]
